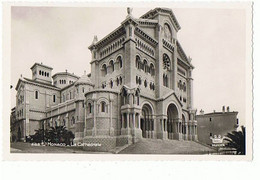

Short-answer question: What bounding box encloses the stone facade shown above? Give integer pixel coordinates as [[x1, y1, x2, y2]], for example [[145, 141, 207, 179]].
[[12, 8, 198, 151]]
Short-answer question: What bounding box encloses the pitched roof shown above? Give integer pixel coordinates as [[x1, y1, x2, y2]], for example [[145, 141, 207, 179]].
[[52, 72, 79, 79], [15, 77, 60, 90], [30, 63, 53, 70], [140, 8, 181, 31]]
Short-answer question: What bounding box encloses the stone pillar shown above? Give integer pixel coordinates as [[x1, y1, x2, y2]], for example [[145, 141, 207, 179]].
[[109, 96, 114, 136], [92, 100, 97, 136], [121, 114, 124, 128], [138, 114, 141, 129]]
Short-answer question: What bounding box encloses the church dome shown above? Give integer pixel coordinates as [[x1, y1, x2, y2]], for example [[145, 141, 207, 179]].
[[74, 72, 93, 86]]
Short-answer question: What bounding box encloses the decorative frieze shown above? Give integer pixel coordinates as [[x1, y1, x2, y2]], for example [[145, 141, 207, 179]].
[[99, 36, 126, 59], [135, 37, 155, 57]]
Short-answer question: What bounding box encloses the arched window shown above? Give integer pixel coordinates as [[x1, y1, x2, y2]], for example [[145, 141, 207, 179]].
[[164, 23, 172, 42], [144, 80, 147, 87], [45, 72, 47, 76], [102, 64, 107, 76], [109, 60, 114, 72], [143, 60, 148, 73], [39, 70, 41, 75], [136, 55, 141, 69], [139, 77, 142, 85], [117, 56, 123, 69], [35, 90, 39, 99], [110, 80, 113, 88], [101, 101, 106, 112], [163, 53, 170, 70], [47, 73, 49, 77], [150, 64, 155, 76], [136, 76, 139, 84], [88, 103, 92, 113]]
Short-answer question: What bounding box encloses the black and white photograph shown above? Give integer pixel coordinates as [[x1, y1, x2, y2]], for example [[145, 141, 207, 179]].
[[2, 2, 252, 160]]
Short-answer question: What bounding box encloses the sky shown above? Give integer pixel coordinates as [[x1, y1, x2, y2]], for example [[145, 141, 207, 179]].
[[11, 5, 247, 125]]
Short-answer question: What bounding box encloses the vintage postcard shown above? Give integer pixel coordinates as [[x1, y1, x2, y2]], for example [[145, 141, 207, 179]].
[[2, 1, 253, 160]]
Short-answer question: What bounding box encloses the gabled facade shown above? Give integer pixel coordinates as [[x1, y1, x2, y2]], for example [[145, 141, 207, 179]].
[[83, 8, 197, 151]]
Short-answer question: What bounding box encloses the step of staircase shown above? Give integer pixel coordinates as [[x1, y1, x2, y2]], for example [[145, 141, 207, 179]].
[[118, 138, 216, 154]]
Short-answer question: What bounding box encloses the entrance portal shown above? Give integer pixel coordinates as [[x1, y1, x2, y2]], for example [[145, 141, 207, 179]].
[[166, 103, 179, 139], [141, 104, 154, 138]]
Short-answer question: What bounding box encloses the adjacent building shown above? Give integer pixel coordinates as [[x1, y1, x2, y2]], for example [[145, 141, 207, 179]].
[[12, 7, 198, 151], [196, 106, 239, 146]]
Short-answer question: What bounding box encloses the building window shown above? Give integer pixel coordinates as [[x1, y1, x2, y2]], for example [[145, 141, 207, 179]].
[[164, 23, 172, 42], [210, 133, 212, 137], [47, 73, 49, 77], [39, 70, 41, 75], [109, 60, 114, 72], [163, 74, 168, 87], [70, 91, 72, 99], [118, 56, 123, 68], [163, 53, 170, 70], [110, 80, 113, 88], [183, 82, 186, 92], [143, 60, 148, 73], [71, 116, 75, 125], [53, 95, 56, 103], [150, 64, 155, 76], [209, 118, 212, 122], [139, 77, 142, 85], [63, 94, 66, 102], [117, 78, 119, 86], [88, 103, 92, 113], [119, 77, 122, 85], [136, 55, 141, 69], [136, 76, 139, 84], [82, 102, 84, 108], [144, 80, 147, 87], [102, 64, 107, 76], [101, 101, 106, 112], [82, 87, 85, 93], [35, 91, 39, 99]]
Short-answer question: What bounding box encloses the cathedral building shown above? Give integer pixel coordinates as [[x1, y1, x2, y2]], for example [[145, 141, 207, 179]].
[[13, 8, 198, 152]]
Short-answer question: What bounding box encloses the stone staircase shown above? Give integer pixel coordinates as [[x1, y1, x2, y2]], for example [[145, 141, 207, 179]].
[[118, 138, 216, 154]]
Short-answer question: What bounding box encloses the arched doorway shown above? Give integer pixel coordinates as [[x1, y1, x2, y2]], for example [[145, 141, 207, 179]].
[[167, 103, 179, 139], [141, 104, 154, 138]]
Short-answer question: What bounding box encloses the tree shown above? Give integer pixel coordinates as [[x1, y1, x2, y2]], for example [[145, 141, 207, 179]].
[[30, 126, 75, 145], [224, 126, 246, 155], [47, 126, 75, 145]]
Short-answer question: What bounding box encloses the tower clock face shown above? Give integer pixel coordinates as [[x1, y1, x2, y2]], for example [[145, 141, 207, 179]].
[[163, 54, 170, 70]]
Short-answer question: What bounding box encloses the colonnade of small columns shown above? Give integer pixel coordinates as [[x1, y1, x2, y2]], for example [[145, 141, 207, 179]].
[[160, 118, 197, 140], [121, 112, 141, 129]]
